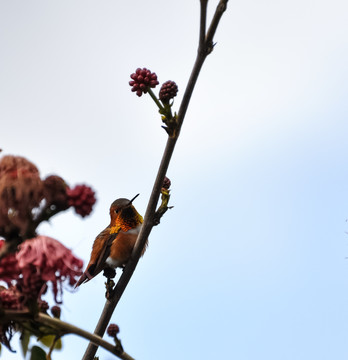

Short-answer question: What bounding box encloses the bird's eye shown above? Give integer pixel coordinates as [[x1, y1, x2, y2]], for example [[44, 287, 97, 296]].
[[114, 209, 119, 214]]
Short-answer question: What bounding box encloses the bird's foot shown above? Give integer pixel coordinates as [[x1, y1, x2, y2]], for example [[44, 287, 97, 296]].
[[104, 268, 116, 299]]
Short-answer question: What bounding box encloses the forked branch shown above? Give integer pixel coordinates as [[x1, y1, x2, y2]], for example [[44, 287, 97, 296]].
[[82, 2, 229, 359]]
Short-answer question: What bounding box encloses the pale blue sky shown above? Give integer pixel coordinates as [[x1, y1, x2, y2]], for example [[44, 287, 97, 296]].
[[1, 1, 348, 359]]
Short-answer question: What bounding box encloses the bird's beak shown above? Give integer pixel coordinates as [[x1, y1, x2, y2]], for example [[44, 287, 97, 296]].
[[129, 193, 140, 205]]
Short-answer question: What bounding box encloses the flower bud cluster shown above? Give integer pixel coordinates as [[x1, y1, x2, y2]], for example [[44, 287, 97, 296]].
[[159, 81, 178, 104], [129, 67, 178, 106], [129, 68, 159, 97], [67, 185, 96, 217]]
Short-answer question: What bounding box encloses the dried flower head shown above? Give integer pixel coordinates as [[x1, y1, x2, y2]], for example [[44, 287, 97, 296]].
[[129, 67, 159, 97], [43, 175, 69, 211], [0, 155, 38, 178], [67, 185, 96, 217], [159, 81, 178, 104], [0, 155, 43, 236]]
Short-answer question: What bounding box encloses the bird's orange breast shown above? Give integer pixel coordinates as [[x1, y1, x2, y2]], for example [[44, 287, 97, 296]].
[[108, 227, 140, 264]]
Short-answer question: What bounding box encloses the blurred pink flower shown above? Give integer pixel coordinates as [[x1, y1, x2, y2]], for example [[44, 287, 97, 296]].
[[16, 236, 83, 302], [67, 184, 96, 217]]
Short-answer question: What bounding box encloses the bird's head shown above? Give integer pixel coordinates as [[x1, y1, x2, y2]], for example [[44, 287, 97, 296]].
[[109, 194, 140, 224]]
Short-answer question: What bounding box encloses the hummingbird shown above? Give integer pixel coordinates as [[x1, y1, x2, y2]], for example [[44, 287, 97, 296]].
[[75, 194, 146, 287]]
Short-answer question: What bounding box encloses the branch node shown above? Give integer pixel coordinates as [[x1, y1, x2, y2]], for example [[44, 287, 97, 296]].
[[152, 188, 172, 226]]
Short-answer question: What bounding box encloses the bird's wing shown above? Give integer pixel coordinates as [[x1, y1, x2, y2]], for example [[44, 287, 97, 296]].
[[75, 228, 118, 287], [92, 232, 118, 277]]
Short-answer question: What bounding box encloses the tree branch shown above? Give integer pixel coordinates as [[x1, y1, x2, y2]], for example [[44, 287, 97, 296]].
[[199, 0, 208, 48], [82, 1, 229, 359], [0, 310, 134, 360], [205, 0, 229, 45], [36, 313, 135, 360]]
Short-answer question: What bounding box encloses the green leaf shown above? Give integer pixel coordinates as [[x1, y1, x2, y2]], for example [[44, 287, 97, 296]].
[[30, 345, 46, 360], [39, 335, 54, 348], [54, 337, 62, 350], [39, 335, 62, 350], [20, 330, 31, 357]]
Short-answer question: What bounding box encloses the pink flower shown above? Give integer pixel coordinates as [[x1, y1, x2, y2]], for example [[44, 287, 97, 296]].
[[16, 236, 83, 302]]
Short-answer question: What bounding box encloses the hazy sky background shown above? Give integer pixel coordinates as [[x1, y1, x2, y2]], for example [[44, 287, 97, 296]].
[[1, 1, 348, 359]]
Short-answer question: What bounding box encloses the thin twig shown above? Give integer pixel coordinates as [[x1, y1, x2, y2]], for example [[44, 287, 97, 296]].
[[199, 0, 208, 48], [36, 313, 135, 360], [82, 1, 229, 359], [0, 310, 134, 359], [147, 88, 165, 112], [205, 0, 229, 45], [46, 335, 59, 360], [0, 309, 33, 321]]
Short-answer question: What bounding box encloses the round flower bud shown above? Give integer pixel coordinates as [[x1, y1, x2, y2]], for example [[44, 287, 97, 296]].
[[159, 81, 178, 104], [107, 323, 120, 337], [51, 305, 61, 318], [162, 176, 171, 190]]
